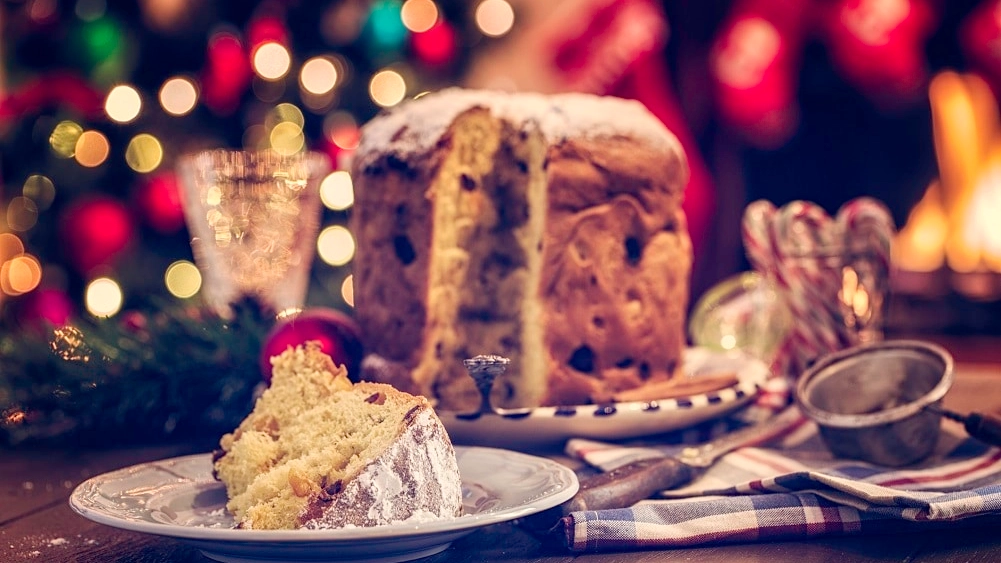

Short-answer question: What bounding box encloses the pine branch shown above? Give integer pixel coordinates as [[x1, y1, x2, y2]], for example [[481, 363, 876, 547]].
[[0, 297, 275, 447]]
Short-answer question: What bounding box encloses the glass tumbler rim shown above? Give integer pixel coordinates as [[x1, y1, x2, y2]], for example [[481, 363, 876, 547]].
[[178, 148, 331, 177]]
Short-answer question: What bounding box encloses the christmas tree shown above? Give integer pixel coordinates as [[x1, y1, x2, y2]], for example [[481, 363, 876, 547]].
[[0, 0, 512, 445], [0, 0, 506, 322]]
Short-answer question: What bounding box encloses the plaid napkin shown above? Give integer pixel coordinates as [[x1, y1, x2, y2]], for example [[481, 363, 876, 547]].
[[562, 410, 1001, 552]]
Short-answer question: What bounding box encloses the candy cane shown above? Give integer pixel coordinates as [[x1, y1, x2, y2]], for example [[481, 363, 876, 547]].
[[742, 200, 779, 275], [771, 201, 847, 374], [836, 197, 895, 342]]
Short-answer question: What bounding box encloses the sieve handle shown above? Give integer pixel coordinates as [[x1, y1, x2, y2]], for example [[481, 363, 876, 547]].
[[962, 412, 1001, 448], [936, 406, 1001, 448]]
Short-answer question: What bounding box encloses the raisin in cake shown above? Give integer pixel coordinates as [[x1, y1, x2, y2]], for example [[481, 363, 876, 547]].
[[213, 342, 462, 530], [351, 89, 692, 411]]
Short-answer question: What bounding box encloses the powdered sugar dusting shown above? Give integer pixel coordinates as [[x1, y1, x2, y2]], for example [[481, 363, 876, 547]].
[[301, 407, 462, 529], [355, 88, 681, 168]]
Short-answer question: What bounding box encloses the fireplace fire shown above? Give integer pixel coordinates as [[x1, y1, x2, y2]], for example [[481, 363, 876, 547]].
[[893, 71, 1001, 302]]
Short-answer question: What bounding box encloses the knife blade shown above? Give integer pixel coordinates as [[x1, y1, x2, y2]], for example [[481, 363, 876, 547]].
[[522, 406, 805, 533]]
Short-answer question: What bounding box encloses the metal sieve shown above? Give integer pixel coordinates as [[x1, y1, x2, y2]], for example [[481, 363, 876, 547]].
[[795, 340, 955, 467]]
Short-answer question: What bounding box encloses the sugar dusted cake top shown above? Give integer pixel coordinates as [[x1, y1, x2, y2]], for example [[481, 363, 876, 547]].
[[355, 88, 682, 167]]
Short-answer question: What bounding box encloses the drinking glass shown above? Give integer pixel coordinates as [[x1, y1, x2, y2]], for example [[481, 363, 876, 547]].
[[177, 149, 329, 316]]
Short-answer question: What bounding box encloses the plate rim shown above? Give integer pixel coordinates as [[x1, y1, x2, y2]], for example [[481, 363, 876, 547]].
[[436, 347, 770, 420], [68, 446, 579, 543]]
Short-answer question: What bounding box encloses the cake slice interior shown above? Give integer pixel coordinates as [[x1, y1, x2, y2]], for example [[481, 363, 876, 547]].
[[214, 342, 462, 530]]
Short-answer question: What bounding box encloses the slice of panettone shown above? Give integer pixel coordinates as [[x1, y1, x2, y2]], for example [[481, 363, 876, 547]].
[[213, 341, 462, 529]]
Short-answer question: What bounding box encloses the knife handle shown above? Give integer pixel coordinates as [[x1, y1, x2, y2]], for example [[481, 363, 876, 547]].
[[561, 457, 695, 515]]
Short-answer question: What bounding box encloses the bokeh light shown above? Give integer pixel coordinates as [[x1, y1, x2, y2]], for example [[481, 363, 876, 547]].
[[50, 121, 83, 158], [7, 197, 39, 232], [75, 130, 110, 167], [324, 111, 360, 150], [341, 274, 355, 307], [253, 41, 291, 80], [159, 76, 198, 116], [322, 1, 366, 44], [369, 69, 407, 107], [0, 233, 25, 262], [300, 57, 339, 95], [365, 0, 409, 52], [105, 85, 142, 123], [75, 0, 106, 21], [164, 260, 202, 298], [1, 254, 42, 295], [401, 0, 438, 33], [125, 134, 164, 173], [270, 122, 305, 155], [22, 175, 56, 210], [475, 0, 515, 38], [85, 277, 123, 317], [266, 103, 305, 129], [320, 171, 354, 210], [317, 225, 355, 265], [411, 20, 458, 66]]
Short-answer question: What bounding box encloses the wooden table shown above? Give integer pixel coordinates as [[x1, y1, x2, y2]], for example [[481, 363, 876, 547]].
[[4, 336, 1001, 563]]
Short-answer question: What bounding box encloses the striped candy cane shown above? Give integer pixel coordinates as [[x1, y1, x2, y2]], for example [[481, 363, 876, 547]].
[[772, 201, 846, 375], [836, 197, 895, 343]]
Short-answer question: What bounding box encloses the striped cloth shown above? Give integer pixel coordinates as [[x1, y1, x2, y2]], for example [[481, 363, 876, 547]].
[[562, 409, 1001, 552]]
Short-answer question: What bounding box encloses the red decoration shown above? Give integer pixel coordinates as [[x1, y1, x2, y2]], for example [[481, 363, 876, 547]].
[[134, 172, 185, 234], [710, 0, 809, 148], [411, 20, 458, 67], [201, 32, 252, 115], [260, 308, 364, 383], [59, 197, 134, 274], [821, 0, 937, 108], [119, 310, 151, 341], [247, 14, 290, 50], [16, 288, 74, 332], [540, 0, 716, 259], [0, 71, 104, 124], [321, 123, 361, 170], [548, 0, 667, 93]]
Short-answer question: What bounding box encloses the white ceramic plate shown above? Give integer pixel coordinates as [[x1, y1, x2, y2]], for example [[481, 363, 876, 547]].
[[438, 348, 770, 449], [69, 447, 578, 563]]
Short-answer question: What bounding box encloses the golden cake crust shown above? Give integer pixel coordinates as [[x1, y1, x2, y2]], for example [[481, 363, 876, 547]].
[[351, 89, 692, 411]]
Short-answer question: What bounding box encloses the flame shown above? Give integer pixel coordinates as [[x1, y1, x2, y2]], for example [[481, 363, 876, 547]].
[[893, 181, 947, 272], [898, 71, 1001, 277]]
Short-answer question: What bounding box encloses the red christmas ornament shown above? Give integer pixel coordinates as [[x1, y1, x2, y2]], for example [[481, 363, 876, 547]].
[[134, 172, 185, 234], [821, 0, 936, 108], [60, 196, 133, 274], [411, 20, 458, 67], [260, 308, 364, 383], [710, 0, 810, 148]]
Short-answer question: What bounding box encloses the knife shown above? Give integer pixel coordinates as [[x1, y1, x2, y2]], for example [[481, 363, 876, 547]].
[[520, 404, 805, 534]]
